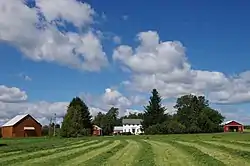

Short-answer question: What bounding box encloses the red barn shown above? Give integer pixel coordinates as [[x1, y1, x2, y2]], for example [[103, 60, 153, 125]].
[[1, 114, 42, 138], [92, 125, 102, 136], [223, 120, 244, 132]]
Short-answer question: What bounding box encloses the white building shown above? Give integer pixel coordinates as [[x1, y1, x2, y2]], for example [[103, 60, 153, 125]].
[[113, 126, 123, 134], [122, 119, 143, 135]]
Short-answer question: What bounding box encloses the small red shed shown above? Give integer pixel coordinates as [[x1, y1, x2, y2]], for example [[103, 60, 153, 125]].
[[92, 125, 102, 136], [223, 120, 244, 132]]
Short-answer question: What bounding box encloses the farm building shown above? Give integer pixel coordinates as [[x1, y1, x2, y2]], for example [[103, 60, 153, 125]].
[[122, 119, 143, 135], [222, 120, 244, 132], [1, 114, 42, 138], [92, 125, 102, 136], [113, 126, 123, 135]]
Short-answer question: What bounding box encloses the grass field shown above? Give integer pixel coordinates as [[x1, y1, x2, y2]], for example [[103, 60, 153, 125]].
[[1, 133, 250, 166]]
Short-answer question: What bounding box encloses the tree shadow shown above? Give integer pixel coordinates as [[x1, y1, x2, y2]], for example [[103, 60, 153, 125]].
[[0, 144, 8, 147]]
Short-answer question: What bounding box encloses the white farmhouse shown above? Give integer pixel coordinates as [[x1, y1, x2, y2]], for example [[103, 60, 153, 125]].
[[122, 119, 143, 135]]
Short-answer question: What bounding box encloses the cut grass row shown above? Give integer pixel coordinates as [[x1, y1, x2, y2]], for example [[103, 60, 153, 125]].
[[2, 136, 250, 166]]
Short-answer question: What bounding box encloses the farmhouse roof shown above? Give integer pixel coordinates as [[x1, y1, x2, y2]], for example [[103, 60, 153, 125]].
[[1, 114, 41, 127], [122, 119, 142, 125]]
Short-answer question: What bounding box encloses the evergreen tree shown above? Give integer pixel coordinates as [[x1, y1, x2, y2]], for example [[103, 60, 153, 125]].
[[92, 112, 105, 127], [142, 89, 167, 131], [60, 97, 92, 137], [103, 107, 119, 135]]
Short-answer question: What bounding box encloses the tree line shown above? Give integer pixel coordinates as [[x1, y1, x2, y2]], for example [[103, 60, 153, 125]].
[[59, 89, 225, 137], [142, 89, 224, 134]]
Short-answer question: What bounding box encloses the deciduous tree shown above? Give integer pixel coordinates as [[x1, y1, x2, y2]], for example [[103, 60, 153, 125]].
[[174, 94, 224, 133]]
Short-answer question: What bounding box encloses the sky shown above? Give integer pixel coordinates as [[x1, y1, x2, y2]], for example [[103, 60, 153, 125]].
[[1, 0, 250, 125]]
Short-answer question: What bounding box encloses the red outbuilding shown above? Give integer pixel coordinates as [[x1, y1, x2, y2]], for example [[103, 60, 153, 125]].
[[1, 114, 42, 138], [92, 125, 102, 136], [223, 120, 244, 132]]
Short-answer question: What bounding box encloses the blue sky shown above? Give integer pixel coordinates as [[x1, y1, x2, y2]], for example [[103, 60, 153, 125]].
[[0, 0, 250, 125]]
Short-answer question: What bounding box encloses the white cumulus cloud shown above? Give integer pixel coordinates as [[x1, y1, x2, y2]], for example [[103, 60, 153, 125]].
[[0, 0, 108, 71], [113, 31, 250, 104], [36, 0, 95, 28], [102, 88, 132, 108], [81, 88, 147, 116], [0, 85, 27, 103], [0, 85, 110, 125]]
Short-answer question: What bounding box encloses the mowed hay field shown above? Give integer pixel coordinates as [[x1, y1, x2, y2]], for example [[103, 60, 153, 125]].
[[1, 133, 250, 166]]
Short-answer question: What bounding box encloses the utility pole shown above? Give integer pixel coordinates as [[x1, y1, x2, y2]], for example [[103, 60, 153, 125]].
[[53, 113, 56, 137], [49, 117, 52, 137]]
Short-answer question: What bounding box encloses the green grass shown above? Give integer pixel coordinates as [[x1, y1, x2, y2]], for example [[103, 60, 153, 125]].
[[1, 133, 250, 166]]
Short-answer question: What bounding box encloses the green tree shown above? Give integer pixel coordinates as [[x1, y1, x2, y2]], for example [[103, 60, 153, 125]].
[[102, 107, 119, 135], [60, 97, 92, 137], [174, 94, 224, 133], [92, 107, 119, 135], [42, 125, 49, 136], [92, 112, 105, 127], [123, 112, 144, 119], [142, 89, 167, 131]]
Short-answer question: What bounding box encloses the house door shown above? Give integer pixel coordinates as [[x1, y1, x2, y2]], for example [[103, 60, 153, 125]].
[[132, 128, 135, 134]]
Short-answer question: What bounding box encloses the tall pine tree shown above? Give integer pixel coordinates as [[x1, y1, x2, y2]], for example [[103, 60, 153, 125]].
[[142, 89, 166, 130], [60, 97, 92, 137]]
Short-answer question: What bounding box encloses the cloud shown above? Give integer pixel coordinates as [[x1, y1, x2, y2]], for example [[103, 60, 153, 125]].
[[101, 12, 107, 21], [81, 88, 146, 116], [0, 85, 27, 103], [82, 88, 132, 113], [122, 15, 128, 20], [163, 102, 177, 115], [124, 109, 142, 115], [36, 0, 95, 28], [18, 73, 32, 81], [102, 88, 131, 108], [0, 85, 111, 125], [0, 100, 109, 126], [0, 0, 108, 71], [113, 36, 122, 44], [214, 106, 250, 125], [113, 31, 250, 104], [0, 101, 68, 125], [1, 85, 248, 125]]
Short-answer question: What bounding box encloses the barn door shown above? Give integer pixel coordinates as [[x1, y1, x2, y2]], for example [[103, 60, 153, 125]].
[[24, 130, 36, 137]]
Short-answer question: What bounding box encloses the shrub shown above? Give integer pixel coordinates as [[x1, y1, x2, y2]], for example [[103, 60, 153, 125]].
[[79, 128, 92, 136], [144, 123, 165, 135], [167, 121, 186, 134]]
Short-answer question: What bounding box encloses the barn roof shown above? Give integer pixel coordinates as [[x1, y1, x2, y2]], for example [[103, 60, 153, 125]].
[[1, 114, 41, 127], [221, 120, 243, 126], [93, 125, 102, 130]]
